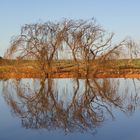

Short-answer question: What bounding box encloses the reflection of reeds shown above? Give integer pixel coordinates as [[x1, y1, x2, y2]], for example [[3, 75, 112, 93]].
[[1, 68, 140, 79]]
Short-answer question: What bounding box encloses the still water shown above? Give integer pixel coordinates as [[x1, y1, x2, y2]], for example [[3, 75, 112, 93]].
[[0, 78, 140, 140]]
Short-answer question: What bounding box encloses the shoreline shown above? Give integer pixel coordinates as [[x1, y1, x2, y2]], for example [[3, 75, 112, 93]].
[[0, 71, 140, 79], [1, 59, 140, 79]]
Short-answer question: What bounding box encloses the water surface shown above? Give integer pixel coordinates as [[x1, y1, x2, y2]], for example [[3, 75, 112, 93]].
[[0, 78, 140, 140]]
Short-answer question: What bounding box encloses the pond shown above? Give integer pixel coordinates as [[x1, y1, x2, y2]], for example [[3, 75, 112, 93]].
[[0, 78, 140, 140]]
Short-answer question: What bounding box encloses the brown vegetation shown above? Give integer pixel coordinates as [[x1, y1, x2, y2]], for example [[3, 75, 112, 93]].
[[0, 59, 140, 78], [2, 19, 140, 79]]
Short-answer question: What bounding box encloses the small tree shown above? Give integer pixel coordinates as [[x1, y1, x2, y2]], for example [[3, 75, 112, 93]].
[[126, 39, 139, 66]]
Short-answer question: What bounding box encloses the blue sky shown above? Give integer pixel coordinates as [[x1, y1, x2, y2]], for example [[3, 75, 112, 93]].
[[0, 0, 140, 56]]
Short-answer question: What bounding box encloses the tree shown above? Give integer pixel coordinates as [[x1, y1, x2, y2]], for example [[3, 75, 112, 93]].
[[5, 22, 65, 77], [126, 39, 139, 67], [4, 18, 130, 77]]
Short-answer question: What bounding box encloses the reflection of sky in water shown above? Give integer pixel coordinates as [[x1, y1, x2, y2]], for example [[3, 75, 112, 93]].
[[0, 78, 140, 140]]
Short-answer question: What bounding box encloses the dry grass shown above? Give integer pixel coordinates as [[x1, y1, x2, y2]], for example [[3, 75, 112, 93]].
[[0, 59, 140, 78]]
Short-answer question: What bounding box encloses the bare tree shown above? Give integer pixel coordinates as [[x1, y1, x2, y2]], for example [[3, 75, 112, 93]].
[[125, 39, 140, 67], [4, 19, 136, 77], [5, 22, 65, 77], [62, 19, 117, 75]]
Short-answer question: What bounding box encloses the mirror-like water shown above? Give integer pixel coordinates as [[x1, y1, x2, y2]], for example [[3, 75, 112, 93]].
[[0, 78, 140, 140]]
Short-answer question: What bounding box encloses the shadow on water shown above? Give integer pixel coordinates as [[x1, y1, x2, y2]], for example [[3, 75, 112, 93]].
[[2, 77, 140, 134]]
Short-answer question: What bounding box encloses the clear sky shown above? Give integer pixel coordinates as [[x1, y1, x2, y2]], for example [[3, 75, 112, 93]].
[[0, 0, 140, 56]]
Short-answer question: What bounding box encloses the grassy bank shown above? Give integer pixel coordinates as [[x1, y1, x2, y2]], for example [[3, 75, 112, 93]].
[[0, 59, 140, 78]]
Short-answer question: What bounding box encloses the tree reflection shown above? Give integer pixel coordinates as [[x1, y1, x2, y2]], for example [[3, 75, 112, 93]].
[[2, 78, 139, 133]]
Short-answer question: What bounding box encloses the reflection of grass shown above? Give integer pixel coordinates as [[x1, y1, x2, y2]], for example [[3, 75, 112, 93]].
[[0, 59, 140, 78]]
